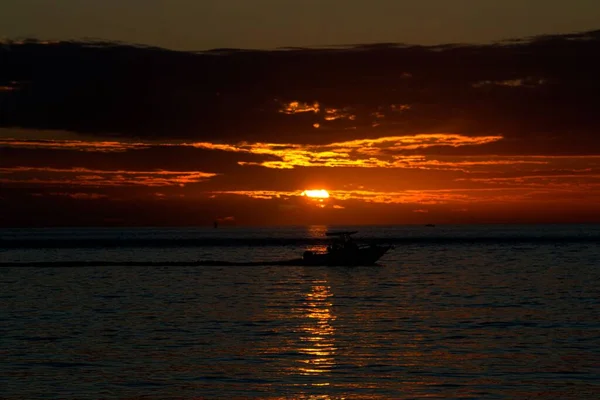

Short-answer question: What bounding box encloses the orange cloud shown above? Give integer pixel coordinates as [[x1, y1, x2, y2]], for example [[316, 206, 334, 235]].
[[329, 189, 477, 204], [45, 192, 108, 199], [386, 156, 548, 172], [209, 188, 522, 205], [472, 77, 546, 88], [212, 190, 303, 199], [236, 134, 504, 169], [325, 133, 502, 151], [6, 137, 598, 183], [0, 167, 217, 187], [1, 134, 505, 170], [185, 142, 245, 152], [323, 107, 357, 121], [0, 139, 152, 152], [279, 101, 320, 114], [277, 101, 410, 125], [456, 174, 600, 187]]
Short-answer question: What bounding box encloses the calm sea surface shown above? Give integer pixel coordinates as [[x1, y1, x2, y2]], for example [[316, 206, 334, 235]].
[[1, 225, 599, 399]]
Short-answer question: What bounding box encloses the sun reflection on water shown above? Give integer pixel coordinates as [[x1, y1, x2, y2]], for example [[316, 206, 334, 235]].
[[305, 225, 329, 238], [303, 225, 329, 253], [296, 282, 336, 377]]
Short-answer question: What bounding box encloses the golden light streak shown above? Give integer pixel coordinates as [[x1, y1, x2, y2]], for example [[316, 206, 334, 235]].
[[294, 283, 336, 377]]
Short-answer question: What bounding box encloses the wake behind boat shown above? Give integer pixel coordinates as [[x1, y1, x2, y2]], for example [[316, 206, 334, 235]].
[[301, 231, 394, 266], [0, 231, 393, 267]]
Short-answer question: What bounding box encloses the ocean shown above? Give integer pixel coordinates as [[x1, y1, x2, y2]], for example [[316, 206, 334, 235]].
[[1, 225, 599, 399]]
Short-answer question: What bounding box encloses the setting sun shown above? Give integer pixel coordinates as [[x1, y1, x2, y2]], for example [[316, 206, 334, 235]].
[[302, 189, 330, 199]]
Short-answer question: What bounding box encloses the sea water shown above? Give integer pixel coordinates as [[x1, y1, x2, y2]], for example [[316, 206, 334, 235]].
[[1, 225, 599, 399]]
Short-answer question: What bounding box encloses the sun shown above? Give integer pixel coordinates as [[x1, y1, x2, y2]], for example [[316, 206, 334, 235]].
[[302, 189, 330, 199]]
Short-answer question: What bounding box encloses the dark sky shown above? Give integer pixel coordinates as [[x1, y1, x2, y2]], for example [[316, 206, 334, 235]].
[[2, 29, 600, 226], [2, 0, 600, 50], [1, 0, 600, 226]]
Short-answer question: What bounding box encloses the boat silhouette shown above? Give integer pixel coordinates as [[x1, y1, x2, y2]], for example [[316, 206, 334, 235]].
[[301, 231, 393, 266]]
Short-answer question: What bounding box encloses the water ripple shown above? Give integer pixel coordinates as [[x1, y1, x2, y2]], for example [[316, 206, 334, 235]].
[[2, 227, 600, 398]]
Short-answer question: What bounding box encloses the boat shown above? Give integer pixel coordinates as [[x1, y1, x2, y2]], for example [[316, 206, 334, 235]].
[[301, 231, 393, 266]]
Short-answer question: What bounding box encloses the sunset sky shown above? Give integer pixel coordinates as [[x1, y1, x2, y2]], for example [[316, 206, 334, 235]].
[[1, 3, 600, 226], [2, 0, 600, 50]]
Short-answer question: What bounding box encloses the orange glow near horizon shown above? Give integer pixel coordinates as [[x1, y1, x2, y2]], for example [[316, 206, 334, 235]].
[[2, 132, 600, 224], [209, 185, 600, 209], [302, 189, 330, 199]]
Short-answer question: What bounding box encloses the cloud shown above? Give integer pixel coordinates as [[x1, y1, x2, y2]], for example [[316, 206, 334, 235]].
[[0, 139, 151, 152], [472, 77, 546, 88], [0, 167, 217, 187], [0, 140, 279, 172], [236, 134, 503, 169], [455, 173, 600, 188], [208, 184, 600, 209], [5, 137, 598, 176], [0, 134, 507, 171], [1, 31, 600, 150], [209, 188, 497, 205], [2, 33, 600, 226], [45, 192, 108, 200], [211, 190, 303, 199]]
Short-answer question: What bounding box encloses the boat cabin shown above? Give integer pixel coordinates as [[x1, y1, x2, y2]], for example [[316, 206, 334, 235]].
[[325, 231, 359, 253]]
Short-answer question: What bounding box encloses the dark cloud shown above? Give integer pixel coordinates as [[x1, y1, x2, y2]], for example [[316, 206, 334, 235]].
[[1, 31, 600, 149], [0, 143, 280, 172]]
